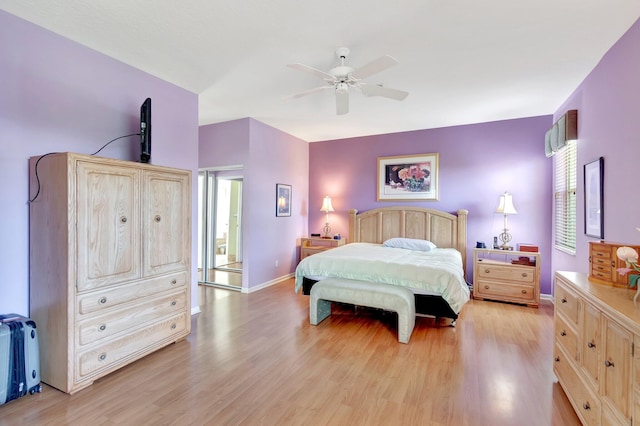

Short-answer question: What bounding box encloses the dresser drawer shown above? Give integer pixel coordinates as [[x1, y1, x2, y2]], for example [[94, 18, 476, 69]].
[[554, 283, 579, 325], [475, 279, 535, 303], [554, 345, 601, 425], [77, 312, 188, 379], [554, 314, 578, 362], [77, 272, 187, 315], [476, 261, 534, 283], [78, 290, 187, 346]]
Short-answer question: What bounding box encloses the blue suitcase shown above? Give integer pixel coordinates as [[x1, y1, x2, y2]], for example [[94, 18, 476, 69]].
[[0, 314, 42, 404]]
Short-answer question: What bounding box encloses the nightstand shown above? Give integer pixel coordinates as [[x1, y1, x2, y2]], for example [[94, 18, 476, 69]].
[[473, 248, 541, 307], [300, 237, 345, 260]]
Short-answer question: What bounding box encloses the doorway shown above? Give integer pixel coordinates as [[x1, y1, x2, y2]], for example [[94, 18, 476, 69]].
[[198, 169, 243, 290]]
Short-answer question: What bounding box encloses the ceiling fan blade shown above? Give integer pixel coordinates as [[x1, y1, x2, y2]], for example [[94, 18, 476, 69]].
[[336, 90, 349, 115], [351, 55, 399, 80], [287, 63, 335, 81], [283, 85, 333, 101], [359, 84, 409, 101]]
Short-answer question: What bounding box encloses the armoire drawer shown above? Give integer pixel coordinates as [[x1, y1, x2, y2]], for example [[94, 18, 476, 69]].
[[78, 290, 187, 346], [77, 312, 188, 379], [77, 272, 187, 315]]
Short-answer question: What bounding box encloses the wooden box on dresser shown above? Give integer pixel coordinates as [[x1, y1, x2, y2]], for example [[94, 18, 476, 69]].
[[589, 241, 640, 287], [29, 152, 191, 394], [554, 271, 640, 425]]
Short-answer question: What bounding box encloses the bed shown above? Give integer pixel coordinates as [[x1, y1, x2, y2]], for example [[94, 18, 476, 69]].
[[295, 206, 470, 322]]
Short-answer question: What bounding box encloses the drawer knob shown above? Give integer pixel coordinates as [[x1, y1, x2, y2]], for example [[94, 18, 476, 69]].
[[521, 273, 528, 278], [99, 297, 107, 305], [521, 289, 527, 294], [484, 269, 490, 274], [171, 323, 177, 330], [171, 300, 177, 306], [604, 359, 615, 368], [98, 353, 107, 362], [154, 215, 162, 222], [171, 279, 177, 285], [99, 324, 106, 332], [583, 402, 590, 410], [484, 285, 490, 290], [587, 341, 596, 348], [555, 356, 560, 362], [561, 298, 567, 304], [120, 216, 127, 223], [560, 330, 567, 337]]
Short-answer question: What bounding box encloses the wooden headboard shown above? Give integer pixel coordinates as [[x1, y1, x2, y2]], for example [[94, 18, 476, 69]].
[[348, 206, 469, 275]]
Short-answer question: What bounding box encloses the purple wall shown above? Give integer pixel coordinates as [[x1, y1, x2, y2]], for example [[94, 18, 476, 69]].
[[1, 11, 199, 315], [309, 116, 554, 294], [552, 17, 640, 277], [199, 118, 309, 290]]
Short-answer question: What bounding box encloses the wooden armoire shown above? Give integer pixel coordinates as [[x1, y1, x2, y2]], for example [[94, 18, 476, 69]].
[[29, 152, 191, 394]]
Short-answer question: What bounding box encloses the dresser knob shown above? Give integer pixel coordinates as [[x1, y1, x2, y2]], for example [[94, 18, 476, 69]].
[[99, 297, 107, 305], [171, 279, 177, 285], [484, 285, 490, 290], [154, 215, 162, 222], [521, 289, 527, 294], [171, 300, 177, 306], [560, 330, 566, 337], [604, 359, 615, 368], [588, 341, 596, 348], [120, 216, 127, 223], [521, 273, 528, 277], [98, 353, 107, 361], [555, 356, 560, 362], [484, 269, 490, 274], [171, 323, 177, 330], [583, 402, 590, 410], [99, 324, 106, 332], [561, 298, 567, 304]]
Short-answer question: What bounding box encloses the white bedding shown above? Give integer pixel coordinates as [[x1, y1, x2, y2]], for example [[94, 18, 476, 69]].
[[295, 242, 470, 314]]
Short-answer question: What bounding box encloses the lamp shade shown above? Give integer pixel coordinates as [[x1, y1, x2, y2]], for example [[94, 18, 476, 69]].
[[320, 195, 334, 212], [496, 192, 517, 215]]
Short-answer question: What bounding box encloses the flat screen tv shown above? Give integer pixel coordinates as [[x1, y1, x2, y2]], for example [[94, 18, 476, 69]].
[[140, 97, 151, 163]]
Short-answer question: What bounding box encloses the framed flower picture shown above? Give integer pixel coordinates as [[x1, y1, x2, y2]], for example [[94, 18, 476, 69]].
[[377, 153, 439, 201]]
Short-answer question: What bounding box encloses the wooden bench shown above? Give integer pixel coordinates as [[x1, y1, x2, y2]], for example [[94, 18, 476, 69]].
[[309, 278, 416, 343]]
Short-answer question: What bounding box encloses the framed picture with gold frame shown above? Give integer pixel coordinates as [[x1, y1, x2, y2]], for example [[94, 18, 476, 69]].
[[377, 153, 439, 201]]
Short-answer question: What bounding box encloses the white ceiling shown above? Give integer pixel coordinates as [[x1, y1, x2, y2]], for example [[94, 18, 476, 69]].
[[2, 1, 640, 142]]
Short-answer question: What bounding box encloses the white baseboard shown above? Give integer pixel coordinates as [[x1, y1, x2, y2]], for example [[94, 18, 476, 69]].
[[191, 306, 201, 315], [242, 273, 294, 293]]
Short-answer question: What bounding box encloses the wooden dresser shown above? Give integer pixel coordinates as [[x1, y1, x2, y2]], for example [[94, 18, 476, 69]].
[[473, 248, 540, 307], [554, 271, 640, 425], [589, 241, 640, 287], [29, 153, 191, 394]]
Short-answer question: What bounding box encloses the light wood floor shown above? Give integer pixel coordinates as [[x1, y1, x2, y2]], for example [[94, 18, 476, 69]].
[[1, 279, 580, 425]]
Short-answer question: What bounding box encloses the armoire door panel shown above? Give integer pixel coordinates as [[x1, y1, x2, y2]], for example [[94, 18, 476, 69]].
[[143, 171, 190, 276], [76, 162, 141, 291]]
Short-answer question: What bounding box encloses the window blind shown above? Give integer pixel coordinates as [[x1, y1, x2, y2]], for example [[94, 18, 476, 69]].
[[554, 140, 577, 253]]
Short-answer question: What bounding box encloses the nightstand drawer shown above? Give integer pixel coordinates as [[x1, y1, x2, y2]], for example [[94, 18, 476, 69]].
[[301, 248, 324, 259], [475, 279, 535, 303], [476, 261, 534, 283]]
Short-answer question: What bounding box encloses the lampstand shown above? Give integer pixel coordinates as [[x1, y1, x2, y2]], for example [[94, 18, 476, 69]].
[[495, 191, 517, 250], [320, 195, 334, 239]]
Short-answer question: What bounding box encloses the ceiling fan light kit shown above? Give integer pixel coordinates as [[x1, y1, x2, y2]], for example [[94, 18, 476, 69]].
[[285, 47, 409, 115]]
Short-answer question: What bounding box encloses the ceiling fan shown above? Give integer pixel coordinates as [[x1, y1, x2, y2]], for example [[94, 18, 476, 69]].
[[284, 47, 409, 115]]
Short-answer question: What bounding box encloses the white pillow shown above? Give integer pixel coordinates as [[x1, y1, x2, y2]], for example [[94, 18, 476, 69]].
[[383, 238, 436, 252]]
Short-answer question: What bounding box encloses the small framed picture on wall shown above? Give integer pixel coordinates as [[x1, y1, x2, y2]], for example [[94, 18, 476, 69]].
[[276, 183, 292, 217], [584, 157, 604, 239]]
